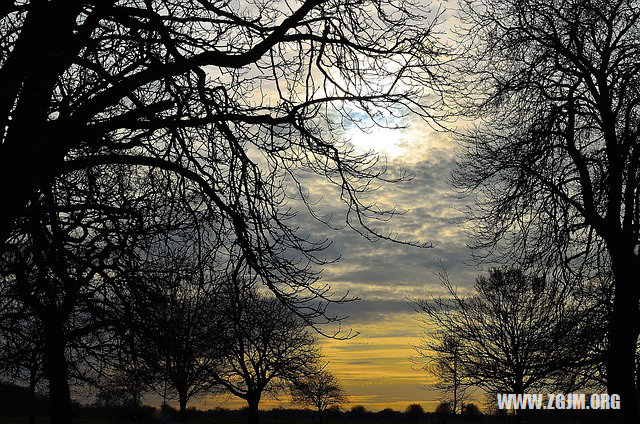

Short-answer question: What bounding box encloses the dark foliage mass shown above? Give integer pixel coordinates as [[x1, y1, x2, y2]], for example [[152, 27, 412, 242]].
[[404, 403, 424, 421]]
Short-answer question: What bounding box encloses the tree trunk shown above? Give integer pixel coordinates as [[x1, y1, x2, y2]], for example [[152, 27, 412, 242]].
[[178, 393, 188, 423], [162, 378, 168, 411], [452, 381, 457, 415], [318, 408, 323, 424], [513, 377, 524, 424], [44, 332, 71, 424], [606, 254, 640, 424], [247, 393, 261, 424], [28, 363, 37, 424]]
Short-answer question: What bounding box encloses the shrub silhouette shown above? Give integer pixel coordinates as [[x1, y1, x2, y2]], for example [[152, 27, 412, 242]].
[[435, 401, 453, 415], [463, 403, 482, 416], [405, 403, 425, 421], [350, 405, 367, 420]]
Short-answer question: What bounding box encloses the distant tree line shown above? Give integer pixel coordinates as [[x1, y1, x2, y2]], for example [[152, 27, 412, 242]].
[[0, 217, 345, 423], [0, 120, 348, 424]]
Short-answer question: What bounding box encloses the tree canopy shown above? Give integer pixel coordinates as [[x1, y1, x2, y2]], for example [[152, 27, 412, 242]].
[[451, 0, 640, 419]]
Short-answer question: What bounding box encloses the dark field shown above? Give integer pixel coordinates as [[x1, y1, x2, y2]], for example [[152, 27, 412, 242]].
[[0, 414, 625, 424]]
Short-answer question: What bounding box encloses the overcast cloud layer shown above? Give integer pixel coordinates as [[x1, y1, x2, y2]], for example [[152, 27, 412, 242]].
[[201, 113, 487, 411]]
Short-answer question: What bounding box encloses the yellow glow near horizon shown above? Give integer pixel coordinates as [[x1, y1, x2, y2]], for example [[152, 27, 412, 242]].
[[192, 312, 443, 413], [178, 124, 467, 414]]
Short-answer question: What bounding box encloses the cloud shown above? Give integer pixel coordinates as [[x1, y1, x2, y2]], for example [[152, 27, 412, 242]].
[[269, 116, 486, 411], [207, 94, 483, 413]]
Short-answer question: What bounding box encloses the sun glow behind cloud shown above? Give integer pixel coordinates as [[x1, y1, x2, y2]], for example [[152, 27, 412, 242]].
[[346, 126, 411, 160], [193, 0, 480, 411], [185, 119, 480, 413]]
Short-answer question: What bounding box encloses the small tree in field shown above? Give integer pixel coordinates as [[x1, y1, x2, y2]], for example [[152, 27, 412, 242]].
[[413, 267, 600, 396], [215, 285, 319, 424], [412, 332, 471, 414], [290, 367, 347, 424], [462, 403, 482, 416], [435, 401, 453, 415], [404, 403, 425, 421]]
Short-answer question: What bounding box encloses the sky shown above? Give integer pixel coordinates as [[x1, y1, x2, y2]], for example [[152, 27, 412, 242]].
[[186, 0, 478, 413], [194, 114, 486, 413]]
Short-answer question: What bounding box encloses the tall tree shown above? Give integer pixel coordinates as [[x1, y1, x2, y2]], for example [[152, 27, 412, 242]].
[[451, 0, 640, 419], [214, 283, 319, 424], [413, 268, 601, 397], [412, 333, 471, 415]]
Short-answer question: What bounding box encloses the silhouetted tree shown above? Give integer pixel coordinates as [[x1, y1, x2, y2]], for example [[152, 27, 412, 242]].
[[96, 336, 154, 418], [0, 4, 445, 422], [290, 366, 347, 424], [132, 235, 224, 423], [462, 403, 482, 416], [0, 163, 223, 424], [413, 268, 601, 397], [349, 405, 367, 421], [413, 333, 471, 415], [451, 0, 640, 419], [434, 401, 452, 415], [215, 284, 319, 424], [96, 370, 143, 410], [404, 403, 424, 421], [0, 168, 152, 424]]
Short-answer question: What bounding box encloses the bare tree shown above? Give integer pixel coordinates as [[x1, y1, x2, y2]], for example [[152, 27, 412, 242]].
[[413, 333, 471, 415], [131, 235, 224, 423], [0, 168, 149, 424], [290, 366, 347, 424], [413, 268, 602, 398], [0, 0, 443, 300], [0, 5, 445, 422], [214, 282, 319, 424], [95, 328, 155, 418], [0, 310, 45, 424], [0, 164, 219, 424], [451, 0, 640, 419]]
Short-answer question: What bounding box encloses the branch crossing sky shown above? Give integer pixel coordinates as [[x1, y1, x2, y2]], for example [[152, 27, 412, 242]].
[[199, 115, 482, 412]]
